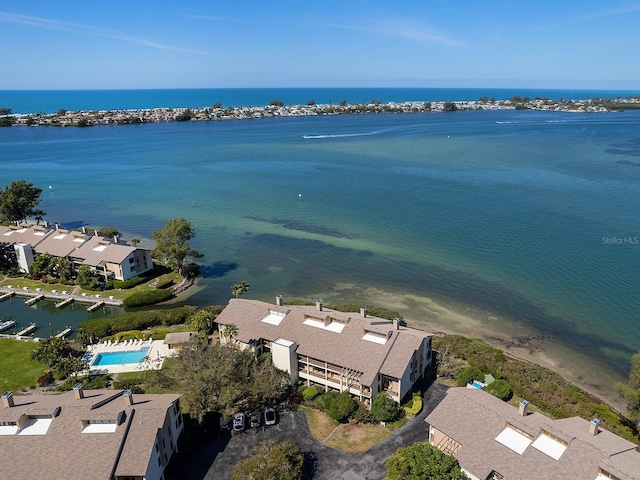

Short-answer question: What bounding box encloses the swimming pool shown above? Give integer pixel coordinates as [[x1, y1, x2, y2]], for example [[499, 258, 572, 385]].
[[92, 347, 150, 366]]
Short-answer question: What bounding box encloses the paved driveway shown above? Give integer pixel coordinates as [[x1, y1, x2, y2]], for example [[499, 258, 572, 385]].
[[166, 381, 448, 480]]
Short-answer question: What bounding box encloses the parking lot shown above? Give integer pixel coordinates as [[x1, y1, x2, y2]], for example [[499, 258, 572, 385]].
[[166, 381, 448, 480]]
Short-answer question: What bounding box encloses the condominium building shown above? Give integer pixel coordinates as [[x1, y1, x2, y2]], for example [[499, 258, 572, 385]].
[[214, 297, 432, 405]]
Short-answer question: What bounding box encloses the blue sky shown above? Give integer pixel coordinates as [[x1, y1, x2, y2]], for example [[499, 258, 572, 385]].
[[1, 1, 639, 90]]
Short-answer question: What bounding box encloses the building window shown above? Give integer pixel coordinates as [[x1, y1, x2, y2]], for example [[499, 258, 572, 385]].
[[129, 257, 134, 264]]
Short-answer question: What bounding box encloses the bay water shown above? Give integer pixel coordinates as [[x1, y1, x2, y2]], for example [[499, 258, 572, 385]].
[[1, 98, 639, 389]]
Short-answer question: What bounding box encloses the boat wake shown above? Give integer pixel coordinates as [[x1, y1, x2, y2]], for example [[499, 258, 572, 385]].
[[302, 131, 381, 139]]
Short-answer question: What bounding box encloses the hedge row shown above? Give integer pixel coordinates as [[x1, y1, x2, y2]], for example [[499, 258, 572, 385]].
[[78, 305, 197, 337], [105, 276, 145, 290], [123, 289, 173, 307]]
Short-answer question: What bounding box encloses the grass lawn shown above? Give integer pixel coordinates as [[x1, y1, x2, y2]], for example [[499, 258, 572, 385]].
[[326, 423, 391, 453], [0, 338, 44, 392], [303, 407, 339, 442]]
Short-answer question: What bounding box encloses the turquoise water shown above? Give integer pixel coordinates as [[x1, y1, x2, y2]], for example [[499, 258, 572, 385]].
[[92, 347, 150, 366], [1, 107, 639, 378]]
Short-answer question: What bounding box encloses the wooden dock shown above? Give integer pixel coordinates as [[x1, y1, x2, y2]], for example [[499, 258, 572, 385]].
[[17, 323, 37, 336], [0, 291, 15, 302], [25, 294, 45, 306], [87, 300, 105, 312], [55, 327, 72, 339], [55, 297, 75, 309]]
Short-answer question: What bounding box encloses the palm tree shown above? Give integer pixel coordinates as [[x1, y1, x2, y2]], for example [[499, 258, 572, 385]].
[[231, 281, 250, 298], [221, 323, 238, 344]]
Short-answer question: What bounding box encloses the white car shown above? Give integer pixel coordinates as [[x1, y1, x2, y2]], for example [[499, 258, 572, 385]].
[[233, 412, 245, 431], [264, 407, 277, 426]]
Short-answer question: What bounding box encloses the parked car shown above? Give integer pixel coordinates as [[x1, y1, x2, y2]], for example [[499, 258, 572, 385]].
[[264, 407, 277, 426], [233, 412, 245, 431], [250, 411, 261, 428]]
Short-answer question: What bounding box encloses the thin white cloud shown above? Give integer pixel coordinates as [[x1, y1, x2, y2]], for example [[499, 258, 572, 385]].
[[0, 11, 216, 56], [571, 2, 640, 22], [316, 17, 463, 47]]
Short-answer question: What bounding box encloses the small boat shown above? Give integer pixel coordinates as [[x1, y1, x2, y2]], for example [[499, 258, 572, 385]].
[[0, 319, 16, 332]]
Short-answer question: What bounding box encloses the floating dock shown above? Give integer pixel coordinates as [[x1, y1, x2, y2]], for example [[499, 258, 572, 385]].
[[17, 323, 37, 336], [55, 327, 72, 339], [87, 301, 105, 312], [25, 294, 45, 306], [55, 297, 74, 309], [0, 291, 15, 302]]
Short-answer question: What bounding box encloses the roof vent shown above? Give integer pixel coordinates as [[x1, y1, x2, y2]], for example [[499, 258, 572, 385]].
[[1, 391, 14, 408], [360, 306, 367, 318], [73, 383, 84, 400], [316, 300, 323, 311], [519, 400, 529, 417], [123, 389, 134, 406], [589, 418, 600, 436], [393, 317, 400, 330], [276, 295, 283, 306]]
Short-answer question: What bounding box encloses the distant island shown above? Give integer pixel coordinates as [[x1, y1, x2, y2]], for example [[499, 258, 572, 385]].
[[1, 95, 640, 127]]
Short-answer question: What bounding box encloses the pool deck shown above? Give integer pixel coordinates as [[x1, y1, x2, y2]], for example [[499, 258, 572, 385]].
[[84, 338, 173, 374]]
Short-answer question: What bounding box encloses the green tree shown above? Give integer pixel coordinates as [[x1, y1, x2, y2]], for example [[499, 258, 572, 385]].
[[152, 218, 203, 277], [442, 102, 458, 112], [456, 366, 484, 387], [231, 281, 250, 298], [30, 253, 56, 278], [615, 351, 640, 426], [233, 439, 304, 480], [189, 309, 215, 334], [164, 341, 289, 421], [486, 379, 512, 401], [76, 265, 100, 289], [323, 391, 357, 422], [371, 392, 401, 422], [30, 337, 85, 379], [0, 180, 46, 224], [386, 442, 465, 480]]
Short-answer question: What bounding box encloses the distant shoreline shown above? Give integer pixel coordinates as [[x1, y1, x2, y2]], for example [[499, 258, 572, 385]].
[[2, 95, 640, 127]]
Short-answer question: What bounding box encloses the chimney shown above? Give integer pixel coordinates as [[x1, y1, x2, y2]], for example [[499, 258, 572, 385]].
[[44, 220, 49, 228], [360, 306, 367, 318], [589, 418, 600, 436], [94, 229, 99, 236], [316, 300, 323, 311], [73, 383, 84, 400], [123, 389, 134, 406], [519, 400, 529, 417], [55, 224, 59, 231], [81, 226, 86, 234], [113, 235, 119, 244], [276, 295, 283, 306], [393, 317, 400, 330], [2, 391, 14, 408]]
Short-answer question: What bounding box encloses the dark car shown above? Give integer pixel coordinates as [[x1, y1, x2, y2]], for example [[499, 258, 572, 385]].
[[264, 407, 277, 426], [250, 411, 261, 428], [233, 412, 245, 431]]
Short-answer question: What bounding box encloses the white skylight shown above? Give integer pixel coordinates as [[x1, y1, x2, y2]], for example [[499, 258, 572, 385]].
[[54, 234, 65, 239], [82, 423, 117, 433], [495, 426, 531, 454], [262, 310, 286, 326], [73, 238, 85, 243], [274, 338, 295, 347], [18, 418, 52, 435], [92, 245, 107, 252], [16, 228, 27, 233], [0, 424, 18, 435], [531, 433, 567, 460], [303, 318, 345, 333], [362, 332, 387, 345]]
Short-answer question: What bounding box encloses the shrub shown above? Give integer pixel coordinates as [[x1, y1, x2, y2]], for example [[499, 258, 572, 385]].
[[112, 379, 145, 393], [323, 391, 356, 423], [78, 305, 197, 337], [105, 276, 145, 290], [457, 366, 484, 387], [403, 391, 423, 417], [486, 379, 512, 401], [353, 400, 375, 423], [37, 371, 54, 387], [371, 392, 401, 422], [303, 386, 320, 401], [155, 278, 174, 290], [123, 289, 172, 307], [58, 374, 111, 391]]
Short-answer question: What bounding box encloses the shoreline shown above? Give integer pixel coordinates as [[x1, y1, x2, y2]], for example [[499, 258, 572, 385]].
[[3, 95, 640, 127]]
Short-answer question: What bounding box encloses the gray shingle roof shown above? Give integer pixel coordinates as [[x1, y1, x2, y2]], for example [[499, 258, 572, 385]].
[[425, 387, 640, 480], [214, 299, 431, 386], [0, 389, 180, 480]]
